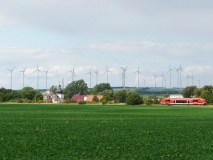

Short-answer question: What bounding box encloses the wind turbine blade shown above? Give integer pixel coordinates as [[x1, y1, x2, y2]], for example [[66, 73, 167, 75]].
[[32, 70, 38, 74]]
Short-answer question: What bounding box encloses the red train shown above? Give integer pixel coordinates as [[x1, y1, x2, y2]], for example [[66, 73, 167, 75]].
[[160, 98, 207, 105]]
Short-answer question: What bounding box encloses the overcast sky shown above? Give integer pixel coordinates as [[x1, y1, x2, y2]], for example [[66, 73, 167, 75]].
[[0, 0, 213, 90]]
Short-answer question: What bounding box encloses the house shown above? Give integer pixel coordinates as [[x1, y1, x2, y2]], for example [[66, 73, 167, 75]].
[[71, 95, 86, 101], [87, 95, 103, 102], [71, 95, 103, 102], [43, 90, 58, 103], [43, 84, 64, 103]]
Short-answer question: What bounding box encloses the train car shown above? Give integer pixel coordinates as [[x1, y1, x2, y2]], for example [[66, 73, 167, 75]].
[[160, 98, 207, 105]]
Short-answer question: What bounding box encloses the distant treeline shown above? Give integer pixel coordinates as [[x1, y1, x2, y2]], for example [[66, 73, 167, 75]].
[[134, 88, 183, 96]]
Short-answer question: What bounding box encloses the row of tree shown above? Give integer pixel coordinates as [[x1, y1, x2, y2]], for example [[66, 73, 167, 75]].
[[182, 85, 213, 103], [0, 87, 43, 103], [54, 79, 144, 105]]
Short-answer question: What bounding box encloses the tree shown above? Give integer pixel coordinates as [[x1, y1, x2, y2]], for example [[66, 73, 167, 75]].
[[19, 87, 38, 100], [148, 94, 159, 104], [49, 85, 57, 93], [91, 83, 113, 94], [92, 95, 99, 102], [182, 86, 197, 98], [33, 92, 43, 102], [201, 90, 212, 103], [126, 92, 143, 105], [63, 79, 88, 99], [99, 89, 114, 100], [114, 90, 127, 103], [194, 88, 201, 98]]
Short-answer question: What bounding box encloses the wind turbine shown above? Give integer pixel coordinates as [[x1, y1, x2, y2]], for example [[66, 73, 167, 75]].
[[143, 79, 146, 88], [191, 73, 194, 86], [104, 65, 111, 84], [160, 72, 164, 88], [68, 65, 77, 83], [134, 66, 141, 88], [120, 66, 128, 89], [32, 63, 42, 90], [153, 73, 158, 88], [174, 67, 180, 88], [186, 73, 191, 87], [20, 66, 27, 89], [94, 67, 101, 85], [179, 63, 184, 89], [198, 79, 200, 88], [6, 66, 16, 90], [87, 68, 93, 88], [166, 64, 173, 88], [164, 78, 167, 88], [42, 68, 51, 90]]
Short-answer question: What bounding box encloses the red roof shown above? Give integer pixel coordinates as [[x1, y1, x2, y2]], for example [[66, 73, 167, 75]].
[[71, 95, 85, 101]]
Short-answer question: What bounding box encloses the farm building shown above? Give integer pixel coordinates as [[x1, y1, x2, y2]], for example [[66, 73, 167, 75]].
[[71, 95, 103, 102]]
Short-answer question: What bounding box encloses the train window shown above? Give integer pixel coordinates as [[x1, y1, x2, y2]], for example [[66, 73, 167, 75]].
[[166, 99, 170, 102], [193, 100, 198, 102], [176, 100, 187, 103]]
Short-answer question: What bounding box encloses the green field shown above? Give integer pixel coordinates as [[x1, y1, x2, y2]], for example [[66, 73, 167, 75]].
[[1, 104, 213, 159]]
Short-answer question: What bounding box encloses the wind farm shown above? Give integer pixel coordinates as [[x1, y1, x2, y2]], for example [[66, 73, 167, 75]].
[[1, 62, 201, 94]]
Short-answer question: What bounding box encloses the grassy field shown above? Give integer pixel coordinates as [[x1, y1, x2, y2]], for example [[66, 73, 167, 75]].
[[1, 104, 213, 159]]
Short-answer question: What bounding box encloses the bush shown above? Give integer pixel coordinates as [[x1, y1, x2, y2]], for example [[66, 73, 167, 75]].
[[145, 99, 153, 105], [126, 92, 143, 105], [37, 100, 43, 103], [63, 99, 77, 104], [18, 99, 23, 103], [101, 99, 107, 105], [78, 100, 86, 104], [92, 95, 99, 102]]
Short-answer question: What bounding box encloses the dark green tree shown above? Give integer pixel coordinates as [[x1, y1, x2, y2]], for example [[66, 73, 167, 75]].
[[201, 90, 212, 103], [182, 86, 197, 98], [92, 95, 99, 102], [19, 87, 38, 100], [63, 79, 88, 99], [91, 83, 113, 94], [126, 92, 143, 105], [99, 89, 114, 100], [49, 85, 57, 93], [194, 88, 201, 97], [33, 92, 43, 102], [114, 90, 127, 103]]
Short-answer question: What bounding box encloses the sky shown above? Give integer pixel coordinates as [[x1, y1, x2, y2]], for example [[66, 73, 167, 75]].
[[0, 0, 213, 90]]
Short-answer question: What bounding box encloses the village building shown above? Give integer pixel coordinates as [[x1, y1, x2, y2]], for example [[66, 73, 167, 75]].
[[71, 95, 103, 102], [43, 84, 64, 103]]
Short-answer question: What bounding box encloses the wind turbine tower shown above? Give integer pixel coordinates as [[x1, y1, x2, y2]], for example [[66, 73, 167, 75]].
[[179, 63, 184, 89], [6, 66, 16, 90], [94, 67, 101, 85], [104, 65, 111, 84], [198, 79, 200, 88], [68, 65, 77, 83], [185, 73, 189, 87], [33, 63, 42, 90], [153, 73, 158, 88], [20, 67, 27, 89], [143, 79, 146, 88], [191, 73, 194, 86], [42, 68, 51, 90], [87, 68, 93, 88], [174, 67, 180, 88], [166, 64, 173, 88], [120, 66, 128, 89], [160, 72, 164, 88], [134, 66, 141, 88]]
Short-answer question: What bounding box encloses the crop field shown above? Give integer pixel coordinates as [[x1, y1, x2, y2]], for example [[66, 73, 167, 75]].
[[1, 104, 213, 159]]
